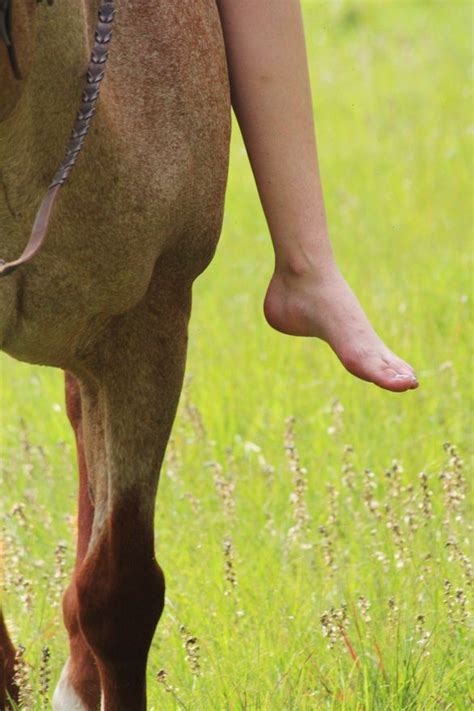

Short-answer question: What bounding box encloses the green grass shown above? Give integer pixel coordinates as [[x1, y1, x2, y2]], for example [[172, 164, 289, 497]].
[[1, 1, 473, 708]]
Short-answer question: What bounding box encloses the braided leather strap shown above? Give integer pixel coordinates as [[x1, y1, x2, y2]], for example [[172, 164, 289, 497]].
[[0, 1, 115, 277]]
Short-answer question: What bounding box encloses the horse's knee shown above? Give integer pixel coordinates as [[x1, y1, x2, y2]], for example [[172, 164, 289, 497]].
[[75, 504, 165, 665]]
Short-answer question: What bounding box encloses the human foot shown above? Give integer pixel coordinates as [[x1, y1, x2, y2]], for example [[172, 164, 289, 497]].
[[264, 263, 419, 392]]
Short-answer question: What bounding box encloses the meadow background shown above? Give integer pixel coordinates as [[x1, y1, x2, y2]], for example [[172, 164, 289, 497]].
[[1, 1, 472, 708]]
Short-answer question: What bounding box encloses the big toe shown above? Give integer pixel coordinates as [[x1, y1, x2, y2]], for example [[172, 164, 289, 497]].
[[381, 369, 419, 392], [341, 348, 418, 392], [376, 356, 419, 392]]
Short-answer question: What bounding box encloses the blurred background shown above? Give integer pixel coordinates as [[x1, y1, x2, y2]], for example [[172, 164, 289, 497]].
[[1, 1, 472, 708]]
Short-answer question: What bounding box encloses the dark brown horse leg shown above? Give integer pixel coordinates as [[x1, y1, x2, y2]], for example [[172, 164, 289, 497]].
[[75, 282, 191, 711], [52, 372, 101, 711], [0, 609, 19, 710]]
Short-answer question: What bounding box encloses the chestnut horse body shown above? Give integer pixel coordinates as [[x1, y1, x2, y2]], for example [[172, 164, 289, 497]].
[[0, 1, 230, 708]]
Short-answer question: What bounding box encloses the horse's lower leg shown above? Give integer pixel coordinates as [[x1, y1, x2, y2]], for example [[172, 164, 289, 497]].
[[53, 373, 100, 711], [75, 283, 191, 711], [77, 496, 165, 710], [0, 610, 19, 710]]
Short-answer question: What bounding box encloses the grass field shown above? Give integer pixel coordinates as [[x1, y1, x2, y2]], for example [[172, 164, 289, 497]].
[[1, 1, 473, 709]]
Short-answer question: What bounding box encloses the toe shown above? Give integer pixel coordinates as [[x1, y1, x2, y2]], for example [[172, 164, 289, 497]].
[[379, 352, 418, 390], [394, 357, 417, 378], [337, 345, 419, 392], [376, 362, 418, 392], [386, 372, 418, 391]]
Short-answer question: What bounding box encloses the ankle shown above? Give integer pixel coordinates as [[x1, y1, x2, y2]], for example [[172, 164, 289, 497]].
[[274, 250, 338, 281], [273, 233, 337, 279]]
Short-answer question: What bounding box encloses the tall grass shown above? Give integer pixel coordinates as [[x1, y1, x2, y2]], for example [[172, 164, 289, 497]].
[[1, 1, 472, 708]]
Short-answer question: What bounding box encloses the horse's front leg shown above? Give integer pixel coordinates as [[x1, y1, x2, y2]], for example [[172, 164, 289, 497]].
[[73, 281, 191, 711]]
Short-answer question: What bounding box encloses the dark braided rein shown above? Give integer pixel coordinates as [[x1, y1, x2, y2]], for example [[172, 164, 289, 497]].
[[0, 0, 116, 277]]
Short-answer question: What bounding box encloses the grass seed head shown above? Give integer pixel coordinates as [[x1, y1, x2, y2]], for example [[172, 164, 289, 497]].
[[415, 614, 431, 655], [385, 459, 404, 500], [183, 382, 207, 442], [223, 536, 237, 592], [363, 470, 382, 520], [341, 444, 356, 491], [51, 542, 68, 609], [285, 417, 311, 548], [156, 667, 171, 689], [327, 398, 344, 437], [326, 484, 339, 527], [320, 605, 349, 650], [318, 525, 337, 572], [13, 644, 34, 709], [39, 645, 51, 708], [357, 595, 371, 624], [388, 597, 399, 627], [179, 624, 201, 677], [445, 537, 473, 588], [419, 471, 434, 523], [210, 461, 235, 521], [165, 436, 181, 481], [440, 442, 466, 526], [385, 505, 408, 569]]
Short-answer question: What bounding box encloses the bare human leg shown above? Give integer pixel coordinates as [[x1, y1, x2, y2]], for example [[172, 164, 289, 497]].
[[216, 0, 418, 392]]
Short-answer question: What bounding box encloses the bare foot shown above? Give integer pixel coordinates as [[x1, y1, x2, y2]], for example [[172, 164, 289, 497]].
[[264, 263, 419, 392]]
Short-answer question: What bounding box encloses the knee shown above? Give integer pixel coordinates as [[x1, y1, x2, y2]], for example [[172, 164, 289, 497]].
[[75, 533, 165, 663]]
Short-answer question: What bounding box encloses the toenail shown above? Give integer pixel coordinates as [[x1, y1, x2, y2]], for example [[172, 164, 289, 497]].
[[394, 373, 411, 380]]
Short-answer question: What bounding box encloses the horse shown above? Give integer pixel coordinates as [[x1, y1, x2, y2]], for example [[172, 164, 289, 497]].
[[0, 1, 230, 708]]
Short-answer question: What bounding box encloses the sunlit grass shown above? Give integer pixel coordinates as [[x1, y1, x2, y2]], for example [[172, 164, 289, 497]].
[[1, 2, 472, 709]]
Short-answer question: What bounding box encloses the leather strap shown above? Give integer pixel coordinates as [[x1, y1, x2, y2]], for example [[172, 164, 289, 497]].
[[0, 1, 116, 278]]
